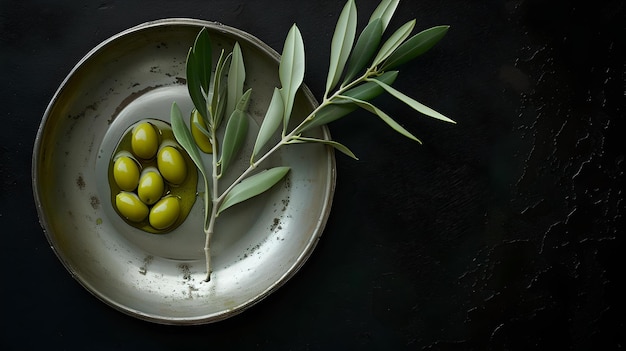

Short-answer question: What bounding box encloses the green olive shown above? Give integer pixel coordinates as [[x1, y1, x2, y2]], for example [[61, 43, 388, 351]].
[[109, 119, 198, 233], [157, 145, 187, 185], [131, 122, 159, 159], [149, 196, 181, 230], [190, 109, 213, 153], [137, 167, 165, 205], [113, 155, 140, 191], [115, 191, 149, 222]]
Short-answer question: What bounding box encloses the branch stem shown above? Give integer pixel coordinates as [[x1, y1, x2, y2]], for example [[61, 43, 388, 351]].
[[203, 119, 220, 282]]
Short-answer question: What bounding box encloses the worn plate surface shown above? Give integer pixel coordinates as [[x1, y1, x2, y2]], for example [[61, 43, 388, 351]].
[[32, 19, 335, 324]]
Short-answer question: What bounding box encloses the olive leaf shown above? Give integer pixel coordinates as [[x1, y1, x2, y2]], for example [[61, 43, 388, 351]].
[[211, 49, 231, 128], [289, 136, 358, 160], [279, 24, 305, 132], [300, 71, 398, 131], [303, 104, 357, 132], [235, 87, 252, 111], [215, 82, 228, 129], [341, 70, 398, 100], [381, 25, 450, 71], [194, 28, 212, 94], [252, 88, 284, 161], [186, 28, 212, 123], [186, 50, 207, 124], [217, 166, 290, 215], [220, 110, 249, 175], [219, 89, 252, 175], [193, 120, 212, 139], [171, 102, 208, 180], [325, 0, 357, 97], [371, 19, 415, 68], [226, 42, 245, 120], [366, 77, 455, 123], [336, 94, 422, 143], [342, 18, 383, 84], [368, 0, 399, 31]]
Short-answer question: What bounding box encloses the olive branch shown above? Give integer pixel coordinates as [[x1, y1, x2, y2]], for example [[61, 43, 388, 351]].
[[171, 0, 455, 282]]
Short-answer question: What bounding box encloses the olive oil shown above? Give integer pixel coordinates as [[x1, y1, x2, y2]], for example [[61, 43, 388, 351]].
[[108, 119, 197, 233]]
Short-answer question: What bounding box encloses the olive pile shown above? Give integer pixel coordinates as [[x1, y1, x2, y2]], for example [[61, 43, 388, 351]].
[[109, 119, 197, 233]]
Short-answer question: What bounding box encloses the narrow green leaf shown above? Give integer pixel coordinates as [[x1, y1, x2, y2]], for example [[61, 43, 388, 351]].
[[381, 25, 450, 70], [218, 167, 290, 215], [220, 90, 251, 174], [343, 18, 383, 84], [193, 120, 212, 140], [193, 28, 212, 94], [366, 78, 455, 123], [186, 48, 208, 124], [343, 70, 398, 100], [306, 104, 358, 131], [337, 95, 422, 143], [291, 136, 358, 160], [368, 0, 399, 31], [371, 19, 415, 67], [236, 88, 252, 111], [227, 42, 245, 120], [279, 24, 305, 130], [170, 102, 208, 179], [325, 0, 357, 97], [300, 71, 398, 131], [210, 49, 228, 127], [252, 88, 284, 160], [215, 84, 228, 128], [219, 110, 249, 175]]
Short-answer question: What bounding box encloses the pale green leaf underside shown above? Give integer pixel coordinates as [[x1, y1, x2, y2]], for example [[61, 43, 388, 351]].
[[227, 42, 245, 120], [218, 166, 291, 215], [300, 71, 399, 132], [215, 84, 228, 128], [252, 88, 284, 160], [368, 0, 399, 31], [211, 50, 230, 128], [220, 110, 249, 175], [170, 102, 208, 180], [236, 87, 252, 111], [325, 0, 357, 96], [337, 95, 422, 143], [193, 120, 212, 140], [220, 89, 252, 174], [291, 136, 358, 160], [279, 24, 305, 129], [371, 19, 415, 67], [366, 78, 455, 123]]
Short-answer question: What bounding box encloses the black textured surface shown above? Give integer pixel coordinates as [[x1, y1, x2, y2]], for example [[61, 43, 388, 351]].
[[1, 0, 624, 349]]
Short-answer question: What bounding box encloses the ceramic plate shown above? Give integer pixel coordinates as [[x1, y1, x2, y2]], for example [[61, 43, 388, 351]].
[[32, 18, 335, 324]]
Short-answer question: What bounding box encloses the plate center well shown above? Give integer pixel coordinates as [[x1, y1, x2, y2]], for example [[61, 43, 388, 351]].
[[95, 84, 265, 262]]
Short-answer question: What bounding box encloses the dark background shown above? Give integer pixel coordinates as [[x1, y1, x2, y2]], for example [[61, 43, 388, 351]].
[[1, 0, 624, 349]]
